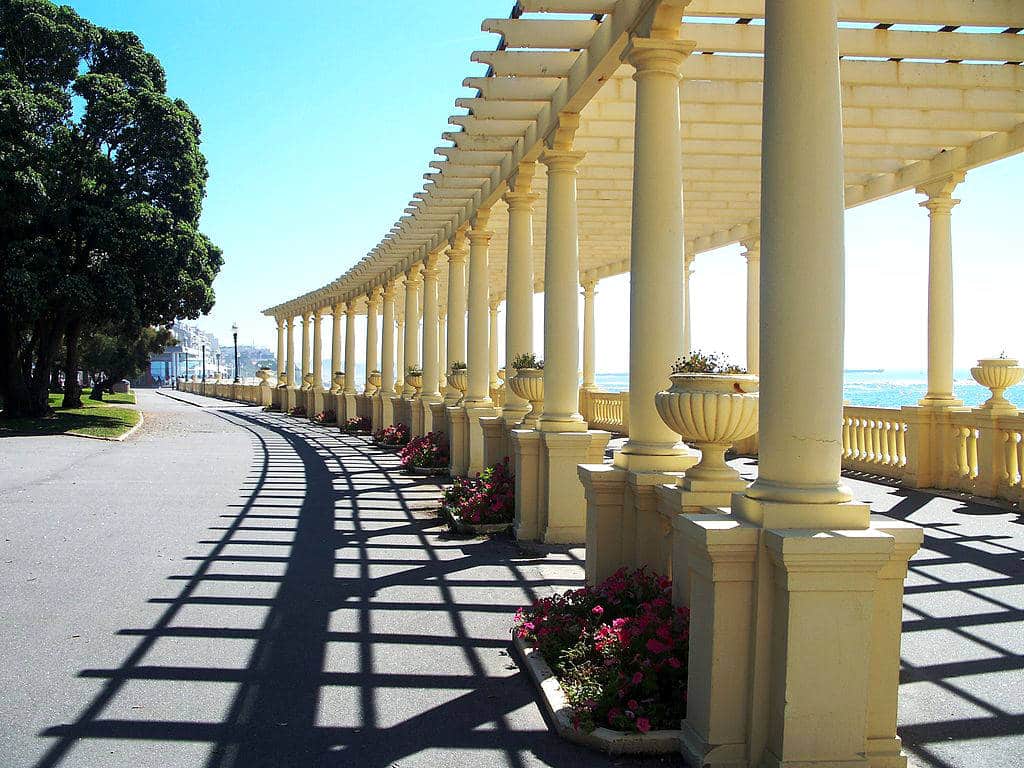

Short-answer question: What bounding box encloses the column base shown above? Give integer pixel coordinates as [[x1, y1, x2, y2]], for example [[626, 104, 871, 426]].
[[538, 413, 588, 433], [312, 389, 324, 416], [480, 415, 510, 469], [538, 430, 611, 544], [341, 393, 357, 421], [918, 394, 963, 409], [732, 493, 870, 530], [512, 429, 542, 541], [411, 395, 425, 437], [427, 401, 448, 437], [613, 442, 700, 473], [284, 388, 299, 412], [420, 395, 443, 434]]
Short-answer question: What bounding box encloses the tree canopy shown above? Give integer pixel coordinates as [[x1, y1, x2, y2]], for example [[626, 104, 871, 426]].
[[0, 0, 222, 417]]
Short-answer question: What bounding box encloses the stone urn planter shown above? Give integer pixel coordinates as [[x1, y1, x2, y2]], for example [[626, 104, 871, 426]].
[[331, 372, 345, 393], [366, 371, 381, 395], [449, 369, 469, 402], [655, 373, 759, 489], [498, 368, 506, 383], [971, 358, 1023, 412], [256, 369, 271, 386], [301, 373, 314, 391], [407, 373, 423, 395], [277, 370, 288, 388], [509, 368, 544, 429]]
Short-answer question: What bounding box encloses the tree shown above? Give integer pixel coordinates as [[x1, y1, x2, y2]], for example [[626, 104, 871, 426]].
[[81, 324, 174, 400], [0, 0, 221, 417]]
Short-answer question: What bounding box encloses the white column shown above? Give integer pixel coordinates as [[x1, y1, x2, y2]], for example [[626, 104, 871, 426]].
[[396, 314, 405, 389], [422, 254, 442, 399], [343, 304, 356, 395], [504, 179, 538, 414], [539, 131, 586, 432], [743, 239, 760, 374], [616, 37, 692, 464], [331, 303, 343, 389], [300, 312, 311, 386], [581, 280, 597, 391], [403, 264, 422, 395], [438, 309, 447, 388], [366, 289, 380, 390], [917, 172, 965, 408], [276, 317, 286, 385], [466, 211, 493, 406], [381, 280, 397, 395], [445, 232, 469, 402], [683, 252, 694, 356], [488, 299, 500, 391], [745, 0, 852, 509], [285, 316, 296, 388], [311, 309, 324, 390]]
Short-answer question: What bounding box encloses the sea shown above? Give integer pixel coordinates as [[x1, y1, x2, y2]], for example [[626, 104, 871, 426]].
[[594, 368, 1024, 410]]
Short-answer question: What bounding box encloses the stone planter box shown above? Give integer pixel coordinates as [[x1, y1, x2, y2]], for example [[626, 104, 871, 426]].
[[441, 506, 512, 536], [511, 634, 683, 755], [404, 465, 450, 477]]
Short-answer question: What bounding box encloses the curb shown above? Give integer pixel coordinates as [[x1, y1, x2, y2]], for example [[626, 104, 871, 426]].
[[69, 410, 145, 443], [510, 634, 683, 755]]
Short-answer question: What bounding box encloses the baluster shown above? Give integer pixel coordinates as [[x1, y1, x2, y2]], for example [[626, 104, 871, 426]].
[[1003, 431, 1018, 486], [853, 418, 863, 461], [1017, 433, 1024, 489], [955, 426, 969, 478], [967, 429, 979, 480], [842, 417, 851, 460], [897, 421, 907, 467], [871, 419, 882, 464], [885, 421, 896, 466]]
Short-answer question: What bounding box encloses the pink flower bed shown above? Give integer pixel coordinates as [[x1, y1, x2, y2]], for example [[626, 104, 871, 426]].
[[400, 431, 449, 469], [373, 422, 410, 447], [441, 457, 514, 526], [514, 568, 689, 734]]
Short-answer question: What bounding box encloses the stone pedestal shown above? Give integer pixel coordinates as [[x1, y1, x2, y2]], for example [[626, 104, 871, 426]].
[[676, 510, 920, 768], [428, 401, 448, 437], [420, 396, 444, 435], [677, 512, 759, 768], [579, 464, 627, 586], [312, 389, 324, 417], [284, 388, 299, 412], [537, 430, 610, 544], [341, 393, 357, 422], [466, 405, 499, 476], [511, 429, 541, 541], [259, 385, 272, 407], [448, 406, 469, 476], [481, 416, 509, 468], [411, 396, 425, 437]]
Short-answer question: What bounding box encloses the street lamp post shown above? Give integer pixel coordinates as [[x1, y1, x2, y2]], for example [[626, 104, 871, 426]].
[[182, 350, 189, 388], [232, 322, 240, 383], [201, 343, 207, 382]]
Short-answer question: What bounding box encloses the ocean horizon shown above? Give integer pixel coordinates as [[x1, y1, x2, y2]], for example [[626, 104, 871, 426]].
[[592, 368, 1024, 410]]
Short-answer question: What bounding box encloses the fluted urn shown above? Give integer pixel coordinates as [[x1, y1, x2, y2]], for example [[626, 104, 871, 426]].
[[971, 358, 1023, 413], [366, 371, 381, 395], [407, 373, 423, 395], [331, 372, 345, 393], [449, 369, 469, 402], [256, 369, 271, 386], [277, 370, 288, 388], [508, 368, 544, 429], [655, 373, 759, 487]]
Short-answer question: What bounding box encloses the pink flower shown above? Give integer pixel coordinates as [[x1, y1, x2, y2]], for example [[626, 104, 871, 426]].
[[636, 717, 651, 733], [632, 671, 643, 685], [627, 699, 638, 711], [668, 657, 681, 669], [646, 638, 669, 654], [592, 605, 604, 616]]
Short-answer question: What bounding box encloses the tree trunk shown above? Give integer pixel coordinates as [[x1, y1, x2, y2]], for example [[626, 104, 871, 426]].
[[27, 318, 64, 416], [62, 320, 83, 408]]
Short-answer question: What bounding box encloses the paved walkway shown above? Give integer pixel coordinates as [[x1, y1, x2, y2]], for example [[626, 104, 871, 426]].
[[1, 390, 674, 768], [1, 390, 1020, 768]]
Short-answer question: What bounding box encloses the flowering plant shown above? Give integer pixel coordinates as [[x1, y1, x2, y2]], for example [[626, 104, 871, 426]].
[[514, 568, 689, 734], [341, 416, 371, 433], [373, 422, 411, 446], [400, 431, 449, 469], [511, 352, 543, 370], [670, 350, 745, 375], [311, 409, 336, 424], [449, 361, 467, 372], [441, 457, 515, 526], [288, 404, 307, 417]]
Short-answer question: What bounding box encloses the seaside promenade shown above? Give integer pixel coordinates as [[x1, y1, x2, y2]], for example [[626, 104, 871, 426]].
[[1, 389, 1019, 768]]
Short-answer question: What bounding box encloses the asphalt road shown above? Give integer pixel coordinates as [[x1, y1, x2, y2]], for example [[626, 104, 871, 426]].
[[0, 389, 679, 768]]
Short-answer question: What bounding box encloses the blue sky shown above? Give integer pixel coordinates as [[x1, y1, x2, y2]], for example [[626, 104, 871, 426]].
[[67, 1, 1022, 371]]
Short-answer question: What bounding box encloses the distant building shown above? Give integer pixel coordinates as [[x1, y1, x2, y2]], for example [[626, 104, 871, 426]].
[[142, 322, 275, 386]]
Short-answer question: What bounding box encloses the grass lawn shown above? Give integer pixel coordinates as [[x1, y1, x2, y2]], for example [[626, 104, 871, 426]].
[[0, 390, 140, 439]]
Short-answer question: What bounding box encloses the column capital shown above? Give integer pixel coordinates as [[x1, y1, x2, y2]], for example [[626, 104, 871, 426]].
[[404, 263, 422, 286], [581, 280, 597, 297], [625, 36, 694, 79], [468, 214, 493, 245], [368, 286, 383, 306], [741, 238, 760, 261], [383, 279, 399, 299], [277, 317, 287, 329], [489, 298, 500, 313], [345, 302, 358, 318], [916, 171, 965, 204], [301, 313, 310, 325], [423, 250, 442, 276], [332, 302, 343, 315], [504, 189, 541, 213], [448, 226, 469, 262], [510, 160, 538, 194], [540, 148, 585, 174]]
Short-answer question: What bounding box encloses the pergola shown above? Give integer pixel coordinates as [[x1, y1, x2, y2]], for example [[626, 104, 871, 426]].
[[256, 2, 1022, 766]]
